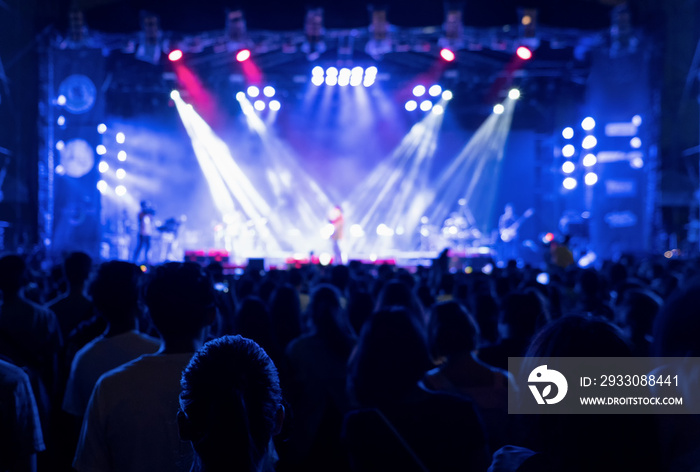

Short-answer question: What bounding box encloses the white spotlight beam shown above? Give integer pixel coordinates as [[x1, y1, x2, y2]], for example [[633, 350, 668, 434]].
[[343, 105, 447, 254], [175, 95, 283, 252], [173, 98, 237, 217], [427, 98, 516, 232]]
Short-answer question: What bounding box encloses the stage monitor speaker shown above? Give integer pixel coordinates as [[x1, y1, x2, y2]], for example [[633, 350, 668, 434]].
[[247, 258, 265, 273]]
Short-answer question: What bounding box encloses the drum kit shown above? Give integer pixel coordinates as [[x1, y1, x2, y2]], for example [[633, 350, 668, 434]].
[[420, 203, 493, 252]]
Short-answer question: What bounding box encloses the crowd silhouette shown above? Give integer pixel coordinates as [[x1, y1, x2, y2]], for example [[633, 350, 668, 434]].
[[0, 249, 697, 471]]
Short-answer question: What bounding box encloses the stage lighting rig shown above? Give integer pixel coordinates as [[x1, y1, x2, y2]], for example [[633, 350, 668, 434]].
[[518, 8, 538, 39], [439, 2, 464, 50], [366, 5, 392, 59], [302, 8, 326, 61], [135, 11, 164, 64]]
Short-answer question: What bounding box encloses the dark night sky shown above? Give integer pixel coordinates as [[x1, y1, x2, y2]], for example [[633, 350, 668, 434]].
[[54, 0, 620, 33]]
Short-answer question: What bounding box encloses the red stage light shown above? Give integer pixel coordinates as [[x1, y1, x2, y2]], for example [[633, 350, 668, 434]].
[[545, 232, 555, 243], [168, 49, 183, 62], [236, 49, 251, 62], [516, 46, 532, 60], [440, 48, 456, 62]]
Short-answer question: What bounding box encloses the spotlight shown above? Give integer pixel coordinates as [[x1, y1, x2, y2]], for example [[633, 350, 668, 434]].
[[320, 224, 335, 239], [432, 104, 444, 115], [263, 86, 275, 97], [630, 156, 644, 169], [440, 48, 456, 62], [98, 161, 109, 173], [562, 127, 574, 139], [311, 76, 324, 86], [581, 117, 595, 131], [269, 100, 281, 111], [96, 145, 107, 155], [630, 137, 641, 149], [350, 224, 365, 238], [312, 66, 324, 77], [413, 85, 426, 97], [325, 75, 338, 86], [116, 168, 126, 179], [57, 95, 67, 106], [563, 177, 577, 190], [236, 49, 251, 62], [118, 151, 127, 162], [116, 132, 125, 144], [168, 49, 183, 62], [55, 164, 65, 175], [582, 153, 597, 167], [350, 67, 363, 86], [584, 172, 598, 186], [363, 76, 375, 87], [442, 90, 453, 100], [420, 100, 433, 112], [581, 135, 597, 149], [254, 100, 266, 111], [326, 67, 338, 77], [57, 115, 66, 126], [562, 144, 575, 158], [376, 223, 394, 236], [56, 140, 65, 151], [115, 185, 127, 196], [338, 68, 351, 86], [365, 66, 378, 76], [247, 86, 260, 98], [97, 180, 108, 193], [429, 85, 442, 97], [235, 91, 245, 101], [519, 8, 538, 38], [97, 123, 107, 134], [562, 161, 575, 174], [405, 100, 418, 111], [170, 90, 180, 100], [493, 104, 505, 115], [632, 115, 642, 126], [319, 253, 332, 266], [516, 46, 532, 60], [508, 88, 521, 100]]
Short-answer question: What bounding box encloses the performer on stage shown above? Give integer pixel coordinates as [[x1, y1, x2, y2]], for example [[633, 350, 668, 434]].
[[133, 200, 154, 265], [329, 205, 344, 265], [498, 204, 533, 263]]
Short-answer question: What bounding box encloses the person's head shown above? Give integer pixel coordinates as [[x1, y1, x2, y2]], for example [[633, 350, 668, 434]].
[[205, 262, 225, 283], [0, 254, 26, 297], [653, 283, 700, 357], [526, 314, 631, 358], [428, 301, 479, 362], [90, 260, 142, 324], [268, 284, 301, 351], [348, 307, 432, 408], [178, 335, 284, 472], [140, 200, 149, 211], [308, 284, 355, 356], [330, 264, 350, 291], [498, 291, 543, 340], [577, 268, 602, 298], [617, 288, 661, 341], [374, 279, 425, 325], [236, 297, 277, 358], [63, 251, 93, 288], [472, 293, 499, 344], [144, 262, 216, 342]]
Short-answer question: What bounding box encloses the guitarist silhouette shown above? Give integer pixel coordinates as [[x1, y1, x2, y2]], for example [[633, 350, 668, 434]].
[[498, 204, 534, 261]]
